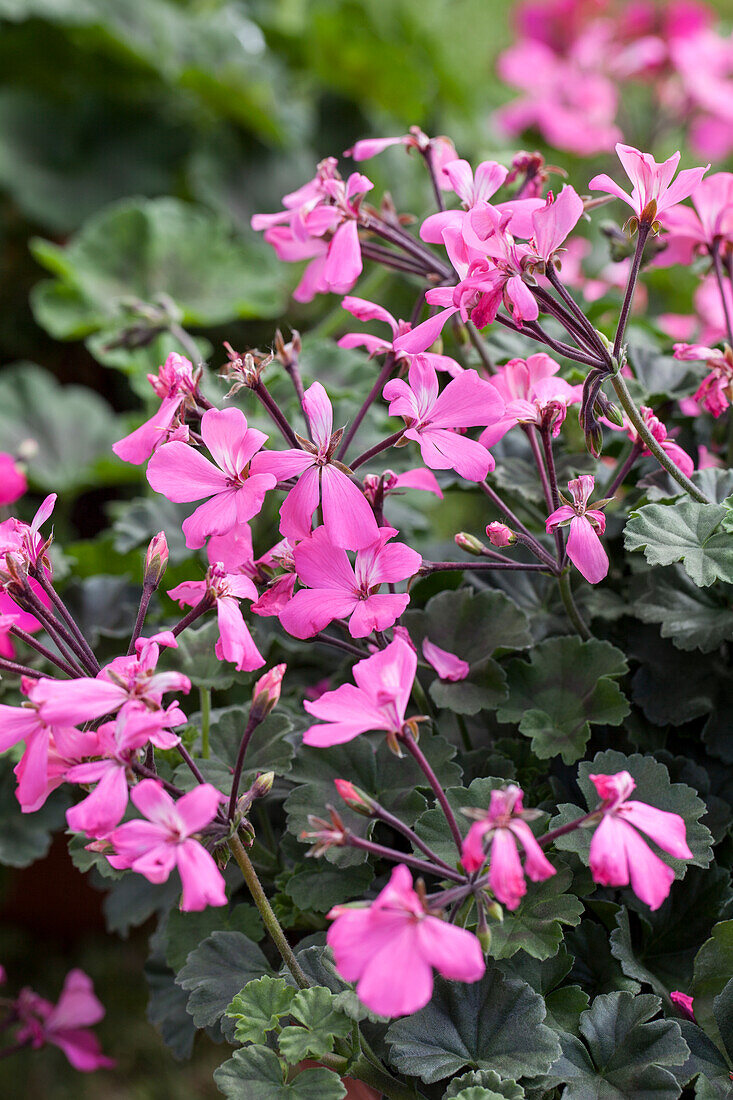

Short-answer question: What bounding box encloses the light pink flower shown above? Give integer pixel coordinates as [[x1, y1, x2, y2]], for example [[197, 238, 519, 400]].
[[0, 496, 56, 657], [383, 357, 504, 481], [280, 527, 421, 640], [338, 296, 463, 377], [588, 770, 692, 911], [419, 159, 545, 245], [546, 475, 609, 584], [327, 864, 486, 1016], [168, 563, 264, 672], [486, 522, 516, 548], [461, 785, 555, 910], [302, 636, 416, 748], [146, 407, 276, 549], [422, 639, 469, 681], [113, 353, 198, 465], [589, 143, 709, 225], [530, 185, 585, 263], [345, 128, 457, 188], [0, 453, 26, 505], [107, 780, 226, 911], [16, 970, 114, 1071], [658, 172, 733, 265], [480, 353, 581, 447], [674, 342, 733, 417], [259, 382, 378, 550]]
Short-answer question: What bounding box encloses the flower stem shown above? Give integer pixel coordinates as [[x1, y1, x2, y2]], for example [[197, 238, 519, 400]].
[[614, 223, 650, 360], [420, 559, 551, 573], [343, 833, 465, 882], [538, 811, 596, 847], [170, 595, 215, 637], [349, 429, 405, 471], [227, 711, 260, 820], [605, 440, 644, 498], [401, 733, 464, 854], [227, 832, 310, 989], [0, 656, 45, 679], [127, 581, 156, 656], [8, 625, 78, 677], [711, 242, 733, 346], [30, 571, 101, 674], [557, 571, 592, 641], [610, 371, 710, 502], [200, 687, 211, 759], [337, 352, 397, 461], [252, 380, 301, 449], [526, 426, 564, 564], [479, 480, 559, 570]]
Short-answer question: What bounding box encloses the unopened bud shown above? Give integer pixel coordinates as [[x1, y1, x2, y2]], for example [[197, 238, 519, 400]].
[[455, 532, 488, 556], [585, 423, 604, 459], [478, 926, 492, 954], [486, 522, 516, 548], [144, 532, 169, 587], [251, 663, 286, 720], [595, 394, 624, 428], [334, 779, 377, 816], [250, 771, 274, 800], [485, 900, 504, 923]]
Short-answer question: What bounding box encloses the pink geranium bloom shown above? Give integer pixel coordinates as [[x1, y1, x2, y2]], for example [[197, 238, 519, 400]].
[[612, 404, 694, 476], [486, 521, 516, 547], [206, 525, 257, 577], [16, 970, 114, 1071], [65, 709, 183, 837], [589, 143, 709, 225], [107, 780, 226, 911], [0, 453, 26, 505], [530, 185, 585, 264], [383, 357, 504, 481], [363, 468, 443, 506], [168, 562, 264, 672], [250, 538, 298, 618], [658, 172, 733, 265], [419, 159, 545, 245], [546, 475, 609, 584], [674, 342, 733, 417], [0, 687, 79, 812], [302, 635, 416, 748], [480, 353, 582, 447], [16, 725, 98, 815], [338, 296, 463, 377], [280, 527, 420, 640], [422, 639, 469, 681], [588, 770, 692, 911], [327, 864, 486, 1016], [670, 991, 696, 1022], [461, 785, 555, 910], [146, 407, 276, 549], [346, 127, 457, 189], [113, 353, 198, 465], [32, 636, 189, 727], [260, 381, 378, 550]]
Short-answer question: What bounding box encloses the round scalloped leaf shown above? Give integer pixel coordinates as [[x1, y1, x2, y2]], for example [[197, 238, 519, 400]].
[[624, 501, 733, 587], [214, 1045, 346, 1100]]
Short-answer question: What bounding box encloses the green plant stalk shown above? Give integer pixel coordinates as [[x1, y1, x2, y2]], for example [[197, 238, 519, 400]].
[[199, 687, 211, 759], [558, 570, 592, 641]]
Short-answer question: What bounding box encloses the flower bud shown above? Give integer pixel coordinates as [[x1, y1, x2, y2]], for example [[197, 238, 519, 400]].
[[486, 522, 516, 548], [144, 532, 169, 587], [455, 532, 487, 556], [251, 663, 286, 720], [585, 423, 604, 459], [477, 925, 492, 954], [334, 779, 377, 816], [485, 900, 504, 923]]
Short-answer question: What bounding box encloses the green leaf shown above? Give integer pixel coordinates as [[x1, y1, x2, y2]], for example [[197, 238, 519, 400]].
[[102, 873, 180, 937], [176, 931, 271, 1029], [443, 1071, 524, 1099], [692, 922, 733, 1053], [165, 620, 236, 691], [547, 992, 689, 1098], [675, 1020, 731, 1090], [226, 976, 295, 1046], [214, 1045, 346, 1100], [285, 863, 374, 913], [497, 947, 589, 1034], [208, 706, 294, 782], [550, 750, 713, 882], [144, 944, 196, 1062], [385, 967, 560, 1084], [566, 919, 641, 996], [278, 986, 351, 1063], [488, 864, 584, 961], [625, 501, 733, 587], [632, 567, 733, 652], [284, 946, 389, 1025], [0, 763, 67, 868], [496, 638, 629, 765], [165, 904, 263, 973], [714, 979, 733, 1064]]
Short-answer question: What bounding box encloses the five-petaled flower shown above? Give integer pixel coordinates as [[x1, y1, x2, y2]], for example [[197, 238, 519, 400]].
[[590, 143, 709, 228], [546, 475, 609, 584]]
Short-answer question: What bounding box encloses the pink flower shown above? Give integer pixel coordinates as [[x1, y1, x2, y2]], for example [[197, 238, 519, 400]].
[[670, 991, 696, 1022], [338, 297, 463, 377], [480, 353, 581, 447], [614, 404, 694, 476], [530, 185, 585, 263], [251, 663, 286, 718], [168, 563, 264, 672], [589, 143, 709, 225], [419, 159, 545, 245], [461, 785, 555, 910], [107, 780, 226, 911], [0, 453, 26, 505], [658, 172, 733, 265], [588, 771, 693, 911], [422, 639, 469, 681], [486, 522, 516, 547], [146, 407, 276, 549], [280, 527, 421, 640], [260, 382, 378, 550], [113, 353, 198, 465], [345, 128, 457, 188], [327, 864, 486, 1016], [302, 636, 416, 748], [674, 342, 733, 417], [383, 357, 504, 481], [250, 538, 298, 618], [363, 468, 444, 506], [207, 525, 257, 577], [0, 496, 56, 658], [546, 475, 609, 584], [16, 970, 114, 1071]]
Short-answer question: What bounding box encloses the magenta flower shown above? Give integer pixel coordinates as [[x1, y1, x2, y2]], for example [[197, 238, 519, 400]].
[[479, 353, 582, 447], [168, 562, 264, 672], [345, 128, 457, 187], [486, 522, 516, 548], [0, 688, 85, 813], [530, 185, 585, 263], [589, 143, 709, 226], [113, 353, 198, 465], [461, 785, 555, 910], [670, 991, 696, 1022], [279, 526, 421, 640], [546, 475, 609, 584], [302, 635, 416, 748], [107, 779, 226, 911], [338, 296, 463, 377], [16, 970, 114, 1071], [588, 771, 692, 911], [419, 158, 544, 245], [422, 639, 469, 682], [146, 407, 276, 549], [658, 172, 733, 265], [674, 342, 733, 417], [206, 525, 257, 577], [363, 467, 443, 505], [0, 453, 26, 505], [260, 381, 378, 550], [327, 864, 486, 1016], [383, 357, 504, 481], [613, 404, 694, 477]]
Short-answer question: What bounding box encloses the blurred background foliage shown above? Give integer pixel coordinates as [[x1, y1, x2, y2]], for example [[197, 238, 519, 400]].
[[0, 0, 732, 1096]]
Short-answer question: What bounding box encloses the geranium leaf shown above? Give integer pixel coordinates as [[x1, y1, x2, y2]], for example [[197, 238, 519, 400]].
[[625, 501, 733, 587], [225, 976, 295, 1046], [176, 931, 271, 1029], [214, 1045, 346, 1100]]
